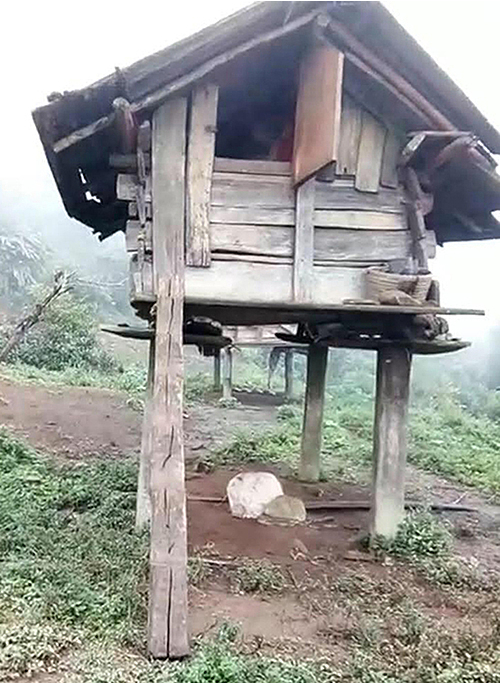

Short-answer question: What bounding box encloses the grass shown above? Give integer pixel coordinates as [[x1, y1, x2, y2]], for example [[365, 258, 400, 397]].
[[0, 361, 148, 409], [0, 431, 149, 666], [213, 389, 500, 495]]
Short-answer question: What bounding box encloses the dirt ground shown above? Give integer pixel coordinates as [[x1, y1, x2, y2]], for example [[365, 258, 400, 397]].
[[0, 376, 499, 659]]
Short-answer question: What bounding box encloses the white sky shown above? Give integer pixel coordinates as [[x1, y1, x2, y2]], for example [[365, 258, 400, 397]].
[[2, 0, 500, 333]]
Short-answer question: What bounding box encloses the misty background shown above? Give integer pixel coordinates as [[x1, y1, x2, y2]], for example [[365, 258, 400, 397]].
[[1, 0, 500, 382]]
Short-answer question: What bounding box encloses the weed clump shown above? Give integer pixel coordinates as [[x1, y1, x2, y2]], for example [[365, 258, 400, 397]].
[[232, 559, 285, 594], [371, 511, 452, 559]]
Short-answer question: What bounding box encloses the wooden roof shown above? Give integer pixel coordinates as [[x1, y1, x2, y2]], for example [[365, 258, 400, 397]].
[[32, 1, 500, 239]]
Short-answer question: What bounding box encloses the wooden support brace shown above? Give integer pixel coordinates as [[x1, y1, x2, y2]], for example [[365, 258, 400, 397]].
[[136, 338, 155, 529], [293, 178, 315, 303], [213, 350, 221, 391], [299, 344, 328, 482], [148, 97, 189, 659], [221, 347, 233, 400], [371, 346, 412, 539], [284, 349, 294, 400]]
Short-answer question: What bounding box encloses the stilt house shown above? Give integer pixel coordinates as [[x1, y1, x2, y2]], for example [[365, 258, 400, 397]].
[[33, 1, 500, 659]]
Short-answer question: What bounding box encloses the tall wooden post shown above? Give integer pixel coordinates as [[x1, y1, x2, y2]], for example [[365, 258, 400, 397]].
[[222, 346, 233, 400], [371, 346, 412, 539], [148, 97, 189, 659], [299, 344, 328, 482], [136, 338, 155, 529], [213, 350, 221, 391], [284, 349, 294, 400]]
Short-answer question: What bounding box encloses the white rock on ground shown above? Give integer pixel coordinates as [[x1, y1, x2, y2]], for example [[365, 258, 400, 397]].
[[263, 495, 307, 524], [227, 472, 284, 519]]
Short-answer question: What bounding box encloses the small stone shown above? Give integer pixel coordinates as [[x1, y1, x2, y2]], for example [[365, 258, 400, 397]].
[[227, 472, 283, 519], [263, 495, 307, 525], [292, 538, 309, 555]]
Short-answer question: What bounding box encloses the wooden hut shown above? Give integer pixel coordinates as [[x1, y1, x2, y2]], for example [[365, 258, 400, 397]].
[[33, 1, 500, 658]]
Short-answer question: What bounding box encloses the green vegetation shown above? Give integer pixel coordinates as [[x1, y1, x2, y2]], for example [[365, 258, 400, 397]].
[[371, 510, 452, 559], [9, 293, 117, 372], [0, 430, 148, 674], [232, 558, 285, 594]]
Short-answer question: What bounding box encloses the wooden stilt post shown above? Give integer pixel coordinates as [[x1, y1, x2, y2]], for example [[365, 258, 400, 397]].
[[148, 97, 189, 659], [222, 346, 233, 400], [284, 349, 294, 400], [299, 344, 328, 482], [371, 346, 412, 539], [136, 338, 155, 529], [213, 350, 221, 391]]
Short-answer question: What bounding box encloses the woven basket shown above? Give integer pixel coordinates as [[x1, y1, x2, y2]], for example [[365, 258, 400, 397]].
[[365, 267, 432, 303]]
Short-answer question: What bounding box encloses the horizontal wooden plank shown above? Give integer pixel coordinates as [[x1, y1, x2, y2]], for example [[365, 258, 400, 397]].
[[315, 182, 403, 213], [210, 207, 405, 229], [213, 158, 291, 175], [314, 210, 403, 229], [211, 172, 295, 207], [185, 260, 365, 305], [212, 253, 387, 268], [210, 206, 295, 225], [119, 172, 404, 219], [210, 223, 435, 260]]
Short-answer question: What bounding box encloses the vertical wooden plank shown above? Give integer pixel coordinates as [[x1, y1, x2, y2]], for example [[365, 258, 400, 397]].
[[371, 347, 412, 539], [136, 339, 155, 529], [149, 96, 189, 659], [222, 347, 233, 400], [213, 350, 221, 391], [293, 44, 344, 185], [380, 130, 401, 189], [299, 344, 328, 482], [284, 349, 294, 400], [293, 178, 315, 303], [355, 110, 386, 193], [337, 94, 362, 176], [404, 167, 429, 271], [186, 84, 218, 266]]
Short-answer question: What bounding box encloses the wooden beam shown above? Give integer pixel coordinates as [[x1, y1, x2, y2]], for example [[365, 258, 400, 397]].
[[136, 339, 155, 529], [371, 346, 412, 539], [186, 84, 218, 266], [299, 344, 328, 482], [148, 97, 189, 659], [325, 19, 454, 131], [293, 44, 344, 185], [213, 350, 221, 391], [293, 178, 315, 303], [221, 347, 233, 400]]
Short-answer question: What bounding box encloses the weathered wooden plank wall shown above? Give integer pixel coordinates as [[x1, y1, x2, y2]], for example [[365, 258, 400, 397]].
[[185, 84, 218, 266]]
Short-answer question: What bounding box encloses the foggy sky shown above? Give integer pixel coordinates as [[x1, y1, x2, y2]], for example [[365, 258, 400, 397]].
[[2, 1, 499, 336]]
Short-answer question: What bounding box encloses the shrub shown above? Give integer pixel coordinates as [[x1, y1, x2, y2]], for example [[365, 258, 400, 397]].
[[372, 511, 452, 559], [11, 293, 116, 372]]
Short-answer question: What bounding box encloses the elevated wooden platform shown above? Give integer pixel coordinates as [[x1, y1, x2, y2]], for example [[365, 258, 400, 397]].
[[276, 333, 470, 355]]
